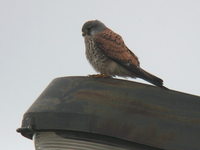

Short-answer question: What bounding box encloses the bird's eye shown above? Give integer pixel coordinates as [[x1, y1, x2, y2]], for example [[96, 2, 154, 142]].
[[87, 27, 92, 35], [87, 27, 91, 31]]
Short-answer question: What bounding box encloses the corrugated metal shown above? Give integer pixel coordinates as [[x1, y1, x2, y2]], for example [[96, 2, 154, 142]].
[[34, 132, 127, 150]]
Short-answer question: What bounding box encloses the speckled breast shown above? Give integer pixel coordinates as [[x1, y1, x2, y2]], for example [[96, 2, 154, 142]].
[[84, 36, 109, 73]]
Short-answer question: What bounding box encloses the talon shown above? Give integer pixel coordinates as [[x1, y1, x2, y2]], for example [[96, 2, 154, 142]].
[[88, 74, 111, 78]]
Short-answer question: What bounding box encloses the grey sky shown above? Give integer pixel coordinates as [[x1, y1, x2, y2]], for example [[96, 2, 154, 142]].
[[1, 0, 200, 149]]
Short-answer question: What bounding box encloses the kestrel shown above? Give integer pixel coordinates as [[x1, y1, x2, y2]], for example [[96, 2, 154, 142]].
[[82, 20, 167, 88]]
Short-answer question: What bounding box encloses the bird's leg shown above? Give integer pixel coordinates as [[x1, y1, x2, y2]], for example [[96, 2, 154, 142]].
[[88, 74, 111, 78]]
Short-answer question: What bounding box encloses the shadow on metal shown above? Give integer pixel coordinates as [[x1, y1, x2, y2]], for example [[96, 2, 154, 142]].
[[17, 76, 200, 150]]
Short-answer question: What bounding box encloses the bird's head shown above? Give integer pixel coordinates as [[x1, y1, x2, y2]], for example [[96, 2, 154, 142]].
[[82, 20, 106, 37]]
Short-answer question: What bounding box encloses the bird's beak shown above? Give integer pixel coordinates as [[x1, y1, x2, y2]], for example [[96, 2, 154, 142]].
[[82, 32, 86, 36]]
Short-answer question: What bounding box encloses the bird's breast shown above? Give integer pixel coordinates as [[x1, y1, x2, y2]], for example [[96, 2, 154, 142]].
[[84, 37, 109, 73]]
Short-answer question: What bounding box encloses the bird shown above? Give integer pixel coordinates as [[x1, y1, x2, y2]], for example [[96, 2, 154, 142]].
[[82, 20, 167, 89]]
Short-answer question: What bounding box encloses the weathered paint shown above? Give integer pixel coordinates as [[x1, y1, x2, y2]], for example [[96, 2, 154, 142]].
[[17, 76, 200, 150]]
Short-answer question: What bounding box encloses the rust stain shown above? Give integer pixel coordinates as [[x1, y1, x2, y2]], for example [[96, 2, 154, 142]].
[[75, 90, 200, 125]]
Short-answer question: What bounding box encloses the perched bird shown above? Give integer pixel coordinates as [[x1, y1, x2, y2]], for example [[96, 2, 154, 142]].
[[82, 20, 167, 88]]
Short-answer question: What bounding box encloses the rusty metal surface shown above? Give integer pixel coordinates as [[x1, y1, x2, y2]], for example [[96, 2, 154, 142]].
[[18, 76, 200, 150]]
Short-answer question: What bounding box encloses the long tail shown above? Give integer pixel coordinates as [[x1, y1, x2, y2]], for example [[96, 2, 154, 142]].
[[136, 68, 168, 89]]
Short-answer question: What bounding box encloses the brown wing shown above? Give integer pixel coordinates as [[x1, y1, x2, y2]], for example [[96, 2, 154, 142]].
[[93, 28, 165, 88], [94, 28, 140, 68]]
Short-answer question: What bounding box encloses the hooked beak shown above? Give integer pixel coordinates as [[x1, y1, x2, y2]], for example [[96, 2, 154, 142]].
[[82, 32, 86, 36]]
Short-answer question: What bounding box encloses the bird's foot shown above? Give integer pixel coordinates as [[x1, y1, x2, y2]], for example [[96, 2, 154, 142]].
[[88, 74, 111, 78]]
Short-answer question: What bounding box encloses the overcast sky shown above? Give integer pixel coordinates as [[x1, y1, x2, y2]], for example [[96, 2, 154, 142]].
[[1, 0, 200, 149]]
